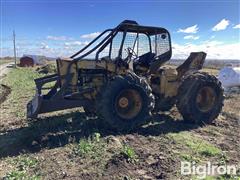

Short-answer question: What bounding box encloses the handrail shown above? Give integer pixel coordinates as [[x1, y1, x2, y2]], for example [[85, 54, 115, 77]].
[[70, 29, 112, 59], [72, 28, 117, 62]]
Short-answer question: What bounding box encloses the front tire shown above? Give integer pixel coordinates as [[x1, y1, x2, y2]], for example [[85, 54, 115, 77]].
[[176, 72, 224, 124], [97, 74, 154, 131]]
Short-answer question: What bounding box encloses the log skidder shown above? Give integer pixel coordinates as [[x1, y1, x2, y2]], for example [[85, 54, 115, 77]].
[[27, 20, 224, 131]]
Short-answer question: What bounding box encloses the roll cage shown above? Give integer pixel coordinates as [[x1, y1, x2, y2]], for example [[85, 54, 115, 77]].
[[70, 20, 172, 63]]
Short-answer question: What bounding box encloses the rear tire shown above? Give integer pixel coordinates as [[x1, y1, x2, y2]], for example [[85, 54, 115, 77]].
[[176, 72, 224, 125], [96, 74, 154, 131]]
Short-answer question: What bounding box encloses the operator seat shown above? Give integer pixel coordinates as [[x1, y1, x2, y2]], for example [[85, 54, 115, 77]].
[[133, 51, 172, 74], [133, 52, 155, 74], [134, 52, 155, 67], [138, 52, 156, 67], [149, 51, 172, 73]]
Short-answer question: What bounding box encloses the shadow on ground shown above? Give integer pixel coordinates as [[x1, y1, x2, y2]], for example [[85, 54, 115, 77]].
[[0, 112, 199, 158]]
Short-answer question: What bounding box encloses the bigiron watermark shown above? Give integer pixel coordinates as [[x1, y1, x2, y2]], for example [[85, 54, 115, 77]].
[[181, 161, 240, 179]]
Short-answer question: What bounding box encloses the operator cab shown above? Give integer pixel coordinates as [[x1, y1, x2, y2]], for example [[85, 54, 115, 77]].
[[71, 20, 172, 74]]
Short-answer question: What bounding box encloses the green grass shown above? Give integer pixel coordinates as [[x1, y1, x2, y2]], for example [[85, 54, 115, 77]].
[[167, 132, 222, 161], [3, 68, 42, 92], [5, 171, 41, 180], [2, 68, 44, 118], [121, 145, 138, 163], [13, 155, 39, 171], [4, 155, 41, 180], [76, 139, 95, 155], [192, 175, 240, 180], [74, 132, 106, 160]]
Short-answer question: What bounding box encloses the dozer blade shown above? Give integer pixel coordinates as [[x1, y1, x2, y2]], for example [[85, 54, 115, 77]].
[[26, 72, 90, 118], [26, 73, 59, 119], [27, 93, 42, 118]]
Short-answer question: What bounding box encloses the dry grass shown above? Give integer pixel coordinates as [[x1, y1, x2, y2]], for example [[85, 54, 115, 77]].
[[0, 59, 13, 65]]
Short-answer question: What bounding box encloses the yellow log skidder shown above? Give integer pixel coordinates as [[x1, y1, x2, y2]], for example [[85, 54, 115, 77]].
[[27, 20, 224, 131]]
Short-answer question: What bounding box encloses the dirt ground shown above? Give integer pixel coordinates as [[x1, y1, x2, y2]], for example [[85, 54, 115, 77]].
[[0, 67, 239, 180], [0, 84, 11, 105], [0, 63, 14, 78]]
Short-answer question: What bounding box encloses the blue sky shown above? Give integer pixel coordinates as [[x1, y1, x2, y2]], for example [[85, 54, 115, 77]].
[[1, 0, 240, 59]]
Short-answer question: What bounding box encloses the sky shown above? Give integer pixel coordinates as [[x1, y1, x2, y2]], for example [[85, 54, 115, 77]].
[[1, 0, 240, 59]]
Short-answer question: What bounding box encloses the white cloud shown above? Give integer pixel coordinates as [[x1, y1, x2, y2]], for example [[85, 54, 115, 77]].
[[80, 32, 100, 39], [64, 41, 81, 46], [47, 35, 70, 41], [64, 41, 89, 46], [203, 40, 223, 47], [178, 25, 199, 34], [40, 42, 49, 49], [2, 33, 239, 59], [172, 41, 240, 59], [212, 19, 230, 31], [233, 24, 240, 29], [184, 35, 199, 40]]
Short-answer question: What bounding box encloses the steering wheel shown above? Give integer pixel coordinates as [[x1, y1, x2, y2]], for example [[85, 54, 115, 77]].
[[125, 47, 138, 62]]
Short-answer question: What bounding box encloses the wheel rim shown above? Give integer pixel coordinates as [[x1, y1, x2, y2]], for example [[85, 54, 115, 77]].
[[115, 89, 143, 120], [196, 86, 216, 112]]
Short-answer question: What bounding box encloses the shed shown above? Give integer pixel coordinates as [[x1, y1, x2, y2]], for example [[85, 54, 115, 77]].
[[19, 55, 46, 67], [19, 56, 34, 67]]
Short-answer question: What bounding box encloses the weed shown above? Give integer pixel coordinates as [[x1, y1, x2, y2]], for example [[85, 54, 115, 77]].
[[92, 132, 101, 142], [74, 132, 106, 160], [76, 139, 94, 155], [4, 170, 26, 180], [14, 155, 39, 171], [4, 155, 40, 180], [4, 171, 41, 180], [121, 145, 138, 163]]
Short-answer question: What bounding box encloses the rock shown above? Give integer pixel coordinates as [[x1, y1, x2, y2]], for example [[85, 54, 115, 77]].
[[136, 169, 147, 175], [146, 155, 157, 165], [62, 171, 67, 178], [106, 135, 122, 148], [142, 175, 154, 179], [125, 134, 135, 141]]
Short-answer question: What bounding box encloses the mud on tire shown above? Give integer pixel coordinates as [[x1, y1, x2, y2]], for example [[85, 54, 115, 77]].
[[96, 73, 155, 131], [176, 71, 224, 124]]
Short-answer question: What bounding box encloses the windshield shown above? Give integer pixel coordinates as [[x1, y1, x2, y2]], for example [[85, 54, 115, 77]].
[[111, 32, 151, 59]]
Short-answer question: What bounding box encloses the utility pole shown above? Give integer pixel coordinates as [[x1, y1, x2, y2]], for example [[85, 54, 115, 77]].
[[13, 30, 17, 68]]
